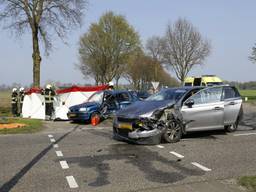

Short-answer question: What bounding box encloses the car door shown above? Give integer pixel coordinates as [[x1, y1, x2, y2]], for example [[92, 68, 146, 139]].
[[181, 87, 224, 131], [102, 92, 118, 115], [223, 86, 243, 125]]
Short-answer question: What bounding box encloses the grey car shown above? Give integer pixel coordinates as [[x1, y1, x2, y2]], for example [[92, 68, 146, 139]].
[[113, 85, 243, 144]]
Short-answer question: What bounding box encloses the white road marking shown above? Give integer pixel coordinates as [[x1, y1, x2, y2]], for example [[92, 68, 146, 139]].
[[169, 151, 184, 158], [156, 145, 164, 149], [59, 160, 69, 169], [66, 176, 79, 188], [56, 151, 63, 157], [191, 162, 211, 171], [53, 144, 59, 148], [233, 133, 256, 136], [50, 138, 56, 143], [48, 134, 53, 138]]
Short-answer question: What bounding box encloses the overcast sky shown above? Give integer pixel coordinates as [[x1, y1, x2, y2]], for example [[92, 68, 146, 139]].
[[1, 0, 256, 86]]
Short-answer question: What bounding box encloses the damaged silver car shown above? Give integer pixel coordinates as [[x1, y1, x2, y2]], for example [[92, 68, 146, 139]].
[[113, 85, 243, 144]]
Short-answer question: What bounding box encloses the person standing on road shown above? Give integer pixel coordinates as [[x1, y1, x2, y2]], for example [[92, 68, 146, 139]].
[[42, 84, 56, 120], [18, 87, 25, 117], [11, 88, 19, 116]]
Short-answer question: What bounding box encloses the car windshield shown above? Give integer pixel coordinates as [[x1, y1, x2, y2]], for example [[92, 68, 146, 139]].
[[146, 89, 187, 101], [87, 91, 104, 104]]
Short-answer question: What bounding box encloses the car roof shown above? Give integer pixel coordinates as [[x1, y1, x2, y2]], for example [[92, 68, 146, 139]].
[[163, 86, 204, 91], [162, 85, 235, 92], [104, 90, 132, 95]]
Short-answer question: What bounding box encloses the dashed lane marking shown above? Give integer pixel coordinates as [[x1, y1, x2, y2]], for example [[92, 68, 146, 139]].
[[157, 145, 164, 149], [56, 151, 63, 157], [53, 144, 59, 148], [233, 132, 256, 136], [48, 134, 53, 138], [50, 138, 56, 143], [169, 151, 184, 158], [59, 161, 69, 169], [191, 162, 211, 172], [66, 176, 79, 188]]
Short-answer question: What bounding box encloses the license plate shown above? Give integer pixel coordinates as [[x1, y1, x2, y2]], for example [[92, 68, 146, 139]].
[[118, 123, 132, 130]]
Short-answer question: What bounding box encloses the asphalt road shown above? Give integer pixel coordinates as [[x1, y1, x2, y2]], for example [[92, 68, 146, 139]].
[[0, 108, 256, 192]]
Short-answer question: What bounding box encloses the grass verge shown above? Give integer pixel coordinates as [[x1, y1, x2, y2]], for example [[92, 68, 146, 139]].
[[0, 118, 43, 134], [239, 176, 256, 192], [0, 107, 11, 117]]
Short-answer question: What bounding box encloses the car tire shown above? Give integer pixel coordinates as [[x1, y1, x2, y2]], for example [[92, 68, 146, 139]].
[[163, 120, 182, 143], [91, 112, 101, 126], [225, 120, 238, 132]]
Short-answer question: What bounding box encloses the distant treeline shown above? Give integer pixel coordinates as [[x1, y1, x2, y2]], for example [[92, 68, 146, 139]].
[[226, 81, 256, 90]]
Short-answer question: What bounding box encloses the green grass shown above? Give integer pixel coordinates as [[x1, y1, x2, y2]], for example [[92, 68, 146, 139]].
[[0, 90, 11, 117], [239, 89, 256, 102], [239, 176, 256, 192], [0, 118, 43, 134], [240, 90, 256, 97]]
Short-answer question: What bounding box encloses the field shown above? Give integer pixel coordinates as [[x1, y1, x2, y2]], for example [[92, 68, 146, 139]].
[[0, 118, 43, 134], [0, 90, 43, 134], [0, 90, 11, 116], [239, 89, 256, 97], [239, 89, 256, 102]]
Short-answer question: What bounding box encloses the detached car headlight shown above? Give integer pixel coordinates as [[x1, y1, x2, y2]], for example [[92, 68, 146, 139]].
[[79, 108, 88, 112]]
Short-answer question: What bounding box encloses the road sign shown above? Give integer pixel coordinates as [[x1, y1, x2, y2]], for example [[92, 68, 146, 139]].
[[151, 81, 159, 90]]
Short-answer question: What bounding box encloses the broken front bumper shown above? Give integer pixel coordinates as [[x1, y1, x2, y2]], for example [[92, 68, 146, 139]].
[[113, 118, 163, 145]]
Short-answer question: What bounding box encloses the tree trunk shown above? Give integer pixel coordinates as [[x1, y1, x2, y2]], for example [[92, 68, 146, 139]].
[[115, 77, 120, 89], [32, 29, 41, 88]]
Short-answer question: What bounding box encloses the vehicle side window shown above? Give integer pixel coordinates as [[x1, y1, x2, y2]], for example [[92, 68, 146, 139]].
[[117, 93, 130, 102], [181, 89, 202, 104], [104, 94, 117, 108], [188, 87, 223, 105], [223, 87, 240, 99]]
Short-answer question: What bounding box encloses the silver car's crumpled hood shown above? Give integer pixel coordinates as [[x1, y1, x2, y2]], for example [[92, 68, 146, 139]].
[[117, 100, 175, 118]]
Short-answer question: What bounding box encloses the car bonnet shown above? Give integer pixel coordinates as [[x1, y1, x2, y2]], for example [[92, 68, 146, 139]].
[[69, 102, 100, 111], [117, 100, 175, 118]]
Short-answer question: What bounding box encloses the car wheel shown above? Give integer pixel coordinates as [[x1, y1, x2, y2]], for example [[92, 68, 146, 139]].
[[225, 120, 238, 132], [163, 121, 182, 143], [91, 112, 101, 126]]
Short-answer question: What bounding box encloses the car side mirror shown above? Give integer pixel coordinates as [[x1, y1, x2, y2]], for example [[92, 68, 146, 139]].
[[185, 99, 194, 107]]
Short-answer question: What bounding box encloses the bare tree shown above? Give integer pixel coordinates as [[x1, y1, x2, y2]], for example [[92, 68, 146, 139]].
[[125, 51, 178, 90], [163, 18, 211, 84], [146, 36, 165, 63], [0, 0, 87, 87]]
